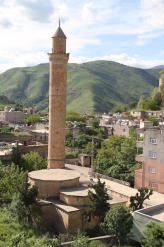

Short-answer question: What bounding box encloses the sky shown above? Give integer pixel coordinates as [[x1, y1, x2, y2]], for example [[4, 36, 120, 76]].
[[0, 0, 164, 73]]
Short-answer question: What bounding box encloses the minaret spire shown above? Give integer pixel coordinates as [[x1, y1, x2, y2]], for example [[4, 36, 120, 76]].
[[47, 24, 69, 169]]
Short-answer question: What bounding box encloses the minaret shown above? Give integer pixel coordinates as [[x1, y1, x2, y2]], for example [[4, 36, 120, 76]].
[[47, 22, 69, 169]]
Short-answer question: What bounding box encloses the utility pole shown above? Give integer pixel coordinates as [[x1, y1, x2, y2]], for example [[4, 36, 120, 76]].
[[91, 136, 94, 171]]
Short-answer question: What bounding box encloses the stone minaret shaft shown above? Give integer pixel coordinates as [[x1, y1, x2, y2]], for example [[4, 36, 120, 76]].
[[47, 24, 69, 169]]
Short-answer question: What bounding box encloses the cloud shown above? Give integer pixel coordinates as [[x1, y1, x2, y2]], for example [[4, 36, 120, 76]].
[[82, 2, 100, 23], [0, 18, 13, 28], [141, 0, 164, 28], [0, 50, 164, 74], [50, 3, 69, 23], [15, 0, 55, 23], [69, 53, 164, 69], [0, 51, 48, 73]]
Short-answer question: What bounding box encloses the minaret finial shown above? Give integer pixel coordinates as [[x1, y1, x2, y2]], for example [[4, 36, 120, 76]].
[[59, 19, 60, 27]]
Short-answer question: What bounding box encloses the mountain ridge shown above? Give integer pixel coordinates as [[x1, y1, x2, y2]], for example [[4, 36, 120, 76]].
[[0, 60, 161, 114]]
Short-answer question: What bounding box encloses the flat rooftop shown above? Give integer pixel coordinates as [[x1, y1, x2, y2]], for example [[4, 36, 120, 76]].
[[135, 203, 164, 221], [65, 164, 164, 207], [28, 169, 80, 181]]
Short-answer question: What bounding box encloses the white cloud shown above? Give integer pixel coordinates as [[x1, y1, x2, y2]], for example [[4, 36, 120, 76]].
[[82, 2, 100, 23], [69, 53, 164, 69], [0, 51, 48, 73], [141, 0, 164, 28]]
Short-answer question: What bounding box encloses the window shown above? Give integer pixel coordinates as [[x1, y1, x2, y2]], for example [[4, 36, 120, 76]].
[[149, 166, 155, 173], [149, 181, 154, 188], [150, 137, 157, 144], [149, 151, 156, 159], [123, 129, 126, 132]]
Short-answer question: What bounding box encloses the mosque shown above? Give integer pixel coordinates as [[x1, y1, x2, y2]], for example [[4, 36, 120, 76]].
[[28, 23, 98, 233]]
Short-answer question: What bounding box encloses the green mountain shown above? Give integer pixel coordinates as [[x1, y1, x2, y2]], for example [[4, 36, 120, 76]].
[[0, 60, 161, 114]]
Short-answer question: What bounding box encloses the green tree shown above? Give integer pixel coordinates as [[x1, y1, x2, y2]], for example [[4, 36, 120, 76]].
[[101, 204, 133, 247], [142, 222, 164, 247], [24, 114, 41, 124], [66, 111, 85, 122], [6, 175, 42, 226], [137, 95, 146, 109], [21, 151, 47, 172], [146, 116, 159, 126], [70, 134, 90, 148], [112, 105, 127, 113], [11, 146, 22, 168], [90, 119, 99, 128], [129, 187, 153, 212], [144, 99, 160, 110], [128, 101, 137, 109], [0, 163, 27, 203], [151, 87, 162, 106], [87, 178, 110, 224], [89, 240, 106, 247], [95, 135, 137, 185], [66, 129, 73, 139], [71, 231, 89, 247], [1, 126, 11, 133]]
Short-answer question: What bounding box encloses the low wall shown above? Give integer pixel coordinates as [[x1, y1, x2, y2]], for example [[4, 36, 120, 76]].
[[60, 235, 115, 246], [89, 171, 130, 187], [0, 134, 33, 142]]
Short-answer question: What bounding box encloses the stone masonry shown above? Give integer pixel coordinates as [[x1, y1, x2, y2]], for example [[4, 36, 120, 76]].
[[47, 23, 69, 169]]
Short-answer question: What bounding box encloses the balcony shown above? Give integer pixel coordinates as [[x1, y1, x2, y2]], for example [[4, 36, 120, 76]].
[[136, 141, 144, 148]]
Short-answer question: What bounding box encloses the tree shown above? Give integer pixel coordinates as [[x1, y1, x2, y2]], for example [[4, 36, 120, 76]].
[[0, 163, 27, 203], [129, 187, 153, 212], [95, 135, 138, 185], [71, 231, 89, 247], [100, 204, 133, 247], [24, 114, 41, 124], [90, 119, 99, 128], [1, 126, 11, 133], [144, 99, 160, 110], [66, 111, 85, 122], [89, 240, 106, 247], [142, 222, 164, 247], [11, 146, 22, 168], [70, 134, 90, 148], [137, 95, 146, 109], [146, 116, 159, 126], [87, 178, 110, 223], [128, 101, 137, 109], [21, 151, 47, 172], [6, 175, 42, 226]]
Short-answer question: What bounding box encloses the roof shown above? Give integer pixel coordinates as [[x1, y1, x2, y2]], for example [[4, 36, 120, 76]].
[[52, 26, 66, 38]]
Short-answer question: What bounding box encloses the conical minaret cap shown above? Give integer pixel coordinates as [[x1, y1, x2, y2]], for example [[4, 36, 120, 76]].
[[52, 26, 66, 38]]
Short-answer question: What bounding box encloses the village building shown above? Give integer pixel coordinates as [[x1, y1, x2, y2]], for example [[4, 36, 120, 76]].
[[135, 125, 164, 193], [0, 107, 24, 123]]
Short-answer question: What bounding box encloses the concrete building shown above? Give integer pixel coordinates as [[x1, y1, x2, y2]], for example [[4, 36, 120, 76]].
[[135, 126, 164, 193], [133, 203, 164, 243], [0, 108, 24, 123]]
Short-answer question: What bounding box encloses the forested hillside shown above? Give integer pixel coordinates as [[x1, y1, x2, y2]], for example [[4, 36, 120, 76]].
[[0, 60, 161, 114]]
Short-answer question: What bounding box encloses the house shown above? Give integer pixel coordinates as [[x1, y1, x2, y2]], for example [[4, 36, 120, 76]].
[[135, 125, 164, 193], [0, 107, 24, 123], [132, 203, 164, 243]]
